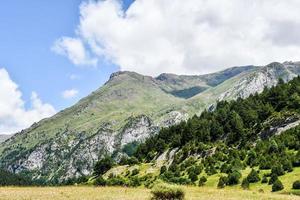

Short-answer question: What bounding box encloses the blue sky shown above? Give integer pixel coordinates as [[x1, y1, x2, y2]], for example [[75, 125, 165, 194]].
[[0, 0, 133, 111], [0, 0, 299, 134]]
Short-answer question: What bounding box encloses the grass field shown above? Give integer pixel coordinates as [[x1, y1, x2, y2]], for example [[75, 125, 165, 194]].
[[0, 186, 299, 200]]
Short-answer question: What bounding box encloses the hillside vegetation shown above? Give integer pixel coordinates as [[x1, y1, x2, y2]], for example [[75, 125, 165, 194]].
[[1, 62, 300, 183], [90, 76, 300, 196]]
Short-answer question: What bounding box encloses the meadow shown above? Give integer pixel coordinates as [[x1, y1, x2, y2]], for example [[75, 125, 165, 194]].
[[0, 186, 299, 200]]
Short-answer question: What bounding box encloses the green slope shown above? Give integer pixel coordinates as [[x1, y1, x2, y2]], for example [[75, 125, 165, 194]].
[[1, 62, 300, 183]]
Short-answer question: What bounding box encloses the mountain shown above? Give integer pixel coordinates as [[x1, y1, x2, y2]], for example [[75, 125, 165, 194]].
[[0, 61, 299, 183], [96, 75, 300, 194], [0, 134, 12, 144]]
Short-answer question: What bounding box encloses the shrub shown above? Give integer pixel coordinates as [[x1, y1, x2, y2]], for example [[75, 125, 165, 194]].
[[247, 169, 260, 183], [129, 176, 141, 187], [227, 171, 241, 185], [218, 176, 228, 188], [106, 176, 127, 186], [198, 176, 207, 186], [194, 165, 203, 175], [188, 172, 198, 182], [151, 183, 185, 200], [131, 168, 139, 176], [241, 178, 249, 190], [261, 175, 268, 184], [94, 176, 106, 186], [282, 160, 293, 172], [292, 180, 300, 189], [268, 174, 278, 185], [271, 165, 285, 176], [160, 166, 167, 175], [93, 157, 114, 176], [272, 179, 284, 192]]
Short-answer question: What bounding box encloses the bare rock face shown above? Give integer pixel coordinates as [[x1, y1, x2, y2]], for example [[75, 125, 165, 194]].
[[120, 115, 158, 147], [219, 62, 299, 101], [159, 111, 189, 127]]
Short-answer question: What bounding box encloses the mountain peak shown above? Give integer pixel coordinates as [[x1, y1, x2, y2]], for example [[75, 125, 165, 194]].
[[109, 71, 139, 79]]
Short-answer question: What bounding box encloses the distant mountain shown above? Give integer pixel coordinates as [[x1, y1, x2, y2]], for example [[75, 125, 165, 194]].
[[0, 61, 299, 183]]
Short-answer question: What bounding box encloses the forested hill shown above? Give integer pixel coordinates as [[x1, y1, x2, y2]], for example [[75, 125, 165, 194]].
[[91, 76, 300, 192], [134, 77, 300, 160]]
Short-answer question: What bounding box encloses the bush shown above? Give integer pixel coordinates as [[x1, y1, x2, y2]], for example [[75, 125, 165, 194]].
[[268, 174, 278, 185], [106, 176, 127, 186], [227, 171, 241, 185], [160, 166, 167, 175], [218, 176, 228, 188], [194, 165, 203, 175], [94, 176, 106, 186], [151, 183, 185, 200], [272, 179, 284, 192], [292, 180, 300, 189], [129, 176, 141, 187], [198, 176, 207, 186], [261, 175, 268, 184], [241, 178, 249, 190], [271, 165, 285, 176], [282, 160, 293, 172], [188, 172, 198, 182], [131, 168, 139, 176], [93, 157, 115, 176], [247, 169, 260, 183]]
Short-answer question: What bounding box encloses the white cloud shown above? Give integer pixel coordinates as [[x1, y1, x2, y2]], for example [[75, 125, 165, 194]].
[[69, 74, 80, 80], [52, 37, 97, 66], [62, 89, 79, 99], [0, 68, 56, 134], [56, 0, 300, 76]]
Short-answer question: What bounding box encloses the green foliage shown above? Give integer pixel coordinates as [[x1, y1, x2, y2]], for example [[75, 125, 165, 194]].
[[93, 157, 115, 176], [292, 180, 300, 189], [272, 179, 284, 192], [128, 176, 141, 187], [227, 171, 241, 185], [261, 175, 268, 184], [271, 165, 285, 176], [160, 166, 167, 175], [131, 168, 139, 176], [217, 176, 228, 188], [106, 176, 127, 186], [94, 176, 106, 186], [241, 178, 249, 190], [246, 169, 260, 183], [198, 176, 207, 186], [151, 183, 185, 200], [119, 156, 139, 166], [188, 172, 198, 182], [0, 169, 32, 186], [268, 174, 278, 185]]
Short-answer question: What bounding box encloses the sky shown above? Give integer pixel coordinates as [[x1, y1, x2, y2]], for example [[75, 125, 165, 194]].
[[0, 0, 300, 134]]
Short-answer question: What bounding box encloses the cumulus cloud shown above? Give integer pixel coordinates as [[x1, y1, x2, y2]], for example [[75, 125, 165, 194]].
[[62, 89, 79, 99], [55, 0, 300, 75], [52, 37, 97, 66], [0, 68, 56, 134]]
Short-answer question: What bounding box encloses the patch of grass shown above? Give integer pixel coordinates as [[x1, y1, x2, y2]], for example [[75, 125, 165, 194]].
[[0, 186, 297, 200]]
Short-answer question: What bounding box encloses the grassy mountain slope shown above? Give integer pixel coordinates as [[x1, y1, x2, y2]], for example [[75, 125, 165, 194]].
[[92, 75, 300, 196], [0, 62, 300, 183]]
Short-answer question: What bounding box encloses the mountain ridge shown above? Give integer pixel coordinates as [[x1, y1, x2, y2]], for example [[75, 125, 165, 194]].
[[1, 61, 300, 183]]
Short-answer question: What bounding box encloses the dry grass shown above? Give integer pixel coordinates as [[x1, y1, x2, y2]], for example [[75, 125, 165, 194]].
[[0, 186, 299, 200]]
